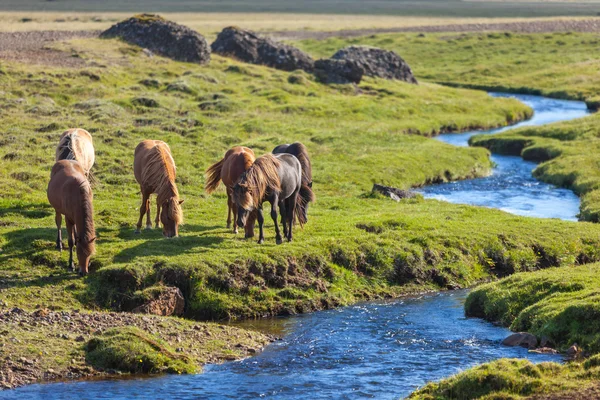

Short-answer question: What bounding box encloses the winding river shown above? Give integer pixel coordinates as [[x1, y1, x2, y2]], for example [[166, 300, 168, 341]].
[[2, 94, 589, 400]]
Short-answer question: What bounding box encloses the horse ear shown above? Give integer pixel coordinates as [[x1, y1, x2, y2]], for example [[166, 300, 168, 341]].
[[179, 199, 184, 205], [90, 237, 97, 243]]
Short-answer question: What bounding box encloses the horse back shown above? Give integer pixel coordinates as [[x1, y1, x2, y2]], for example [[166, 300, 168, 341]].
[[273, 142, 312, 186], [134, 140, 175, 190], [273, 153, 302, 199], [222, 147, 255, 187], [48, 160, 90, 217], [56, 129, 95, 175]]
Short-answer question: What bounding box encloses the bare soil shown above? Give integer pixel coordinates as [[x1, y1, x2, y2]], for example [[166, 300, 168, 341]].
[[528, 383, 600, 399]]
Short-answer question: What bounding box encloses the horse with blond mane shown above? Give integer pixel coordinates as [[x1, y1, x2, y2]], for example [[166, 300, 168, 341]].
[[205, 146, 256, 237], [47, 160, 96, 275], [133, 140, 183, 238], [56, 128, 95, 177], [272, 142, 314, 223], [233, 153, 314, 244]]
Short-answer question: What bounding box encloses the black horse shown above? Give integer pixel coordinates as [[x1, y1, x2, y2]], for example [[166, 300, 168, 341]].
[[272, 142, 314, 223]]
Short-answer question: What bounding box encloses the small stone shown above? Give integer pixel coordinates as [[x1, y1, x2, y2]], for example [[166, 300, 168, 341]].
[[75, 335, 85, 342]]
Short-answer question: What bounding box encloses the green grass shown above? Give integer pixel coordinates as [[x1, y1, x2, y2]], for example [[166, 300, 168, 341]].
[[298, 31, 600, 105], [466, 263, 600, 353], [409, 357, 600, 400]]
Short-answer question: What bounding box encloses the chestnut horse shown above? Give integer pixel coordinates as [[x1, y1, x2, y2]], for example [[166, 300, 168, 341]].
[[133, 140, 183, 237], [234, 154, 314, 244], [272, 142, 314, 223], [56, 128, 95, 177], [205, 146, 256, 237], [47, 160, 96, 275]]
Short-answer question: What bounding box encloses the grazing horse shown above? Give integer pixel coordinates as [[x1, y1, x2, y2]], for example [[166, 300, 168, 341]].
[[133, 140, 183, 238], [234, 153, 314, 244], [272, 142, 314, 223], [205, 146, 256, 237], [56, 128, 95, 177], [47, 160, 96, 275]]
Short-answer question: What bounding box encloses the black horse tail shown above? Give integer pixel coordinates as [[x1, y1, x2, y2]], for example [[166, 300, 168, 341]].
[[295, 182, 315, 226]]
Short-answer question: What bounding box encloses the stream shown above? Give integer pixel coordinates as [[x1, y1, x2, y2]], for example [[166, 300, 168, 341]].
[[2, 93, 588, 399]]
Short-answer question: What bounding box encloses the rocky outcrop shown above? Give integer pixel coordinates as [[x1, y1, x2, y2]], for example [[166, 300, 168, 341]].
[[501, 332, 538, 349], [314, 59, 363, 84], [211, 26, 314, 72], [132, 286, 185, 316], [372, 184, 417, 201], [331, 45, 417, 84], [100, 14, 210, 64]]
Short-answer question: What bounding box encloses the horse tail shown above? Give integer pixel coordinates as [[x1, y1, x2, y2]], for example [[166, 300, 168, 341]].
[[205, 157, 225, 194], [295, 182, 315, 226], [293, 142, 313, 188]]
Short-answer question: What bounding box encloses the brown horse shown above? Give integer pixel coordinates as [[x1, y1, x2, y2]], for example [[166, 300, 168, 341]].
[[272, 142, 315, 223], [205, 146, 256, 237], [56, 128, 95, 177], [47, 160, 96, 275], [234, 153, 314, 244], [133, 140, 183, 237]]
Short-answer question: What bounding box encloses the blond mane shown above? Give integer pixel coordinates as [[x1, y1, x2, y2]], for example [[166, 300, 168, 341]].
[[235, 154, 281, 209], [142, 143, 183, 224]]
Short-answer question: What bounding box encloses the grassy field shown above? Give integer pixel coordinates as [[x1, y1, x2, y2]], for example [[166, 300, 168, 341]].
[[410, 263, 600, 399], [2, 0, 600, 17]]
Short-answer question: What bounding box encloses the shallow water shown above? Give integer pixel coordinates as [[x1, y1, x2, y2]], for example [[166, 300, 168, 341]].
[[3, 291, 561, 400], [419, 93, 589, 220]]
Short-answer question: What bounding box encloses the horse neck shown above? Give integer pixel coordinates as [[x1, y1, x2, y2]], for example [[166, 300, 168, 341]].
[[156, 178, 179, 205]]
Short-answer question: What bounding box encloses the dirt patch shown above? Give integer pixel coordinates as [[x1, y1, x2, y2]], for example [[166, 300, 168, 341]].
[[0, 30, 100, 67], [0, 307, 273, 390], [268, 18, 600, 41], [528, 383, 600, 400]]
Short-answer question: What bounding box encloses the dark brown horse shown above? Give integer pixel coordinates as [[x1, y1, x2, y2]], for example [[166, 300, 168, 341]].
[[133, 140, 183, 237], [205, 146, 256, 237], [272, 142, 314, 223], [233, 153, 314, 244], [47, 160, 96, 275], [56, 128, 95, 177]]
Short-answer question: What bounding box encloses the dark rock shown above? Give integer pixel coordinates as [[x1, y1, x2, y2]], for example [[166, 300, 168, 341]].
[[211, 26, 314, 72], [132, 97, 159, 108], [132, 286, 185, 316], [139, 79, 160, 88], [501, 332, 538, 349], [314, 59, 363, 84], [75, 335, 86, 342], [100, 14, 210, 64], [567, 343, 582, 358], [331, 45, 417, 84], [372, 184, 417, 201]]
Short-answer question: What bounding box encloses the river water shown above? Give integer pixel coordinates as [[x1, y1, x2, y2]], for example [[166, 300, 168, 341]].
[[2, 94, 587, 399], [419, 93, 589, 220]]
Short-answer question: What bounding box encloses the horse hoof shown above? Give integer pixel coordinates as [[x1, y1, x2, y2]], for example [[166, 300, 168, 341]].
[[258, 239, 264, 244], [145, 225, 152, 230], [226, 223, 231, 229], [55, 243, 63, 251], [276, 238, 283, 245], [245, 233, 254, 239], [134, 230, 141, 234]]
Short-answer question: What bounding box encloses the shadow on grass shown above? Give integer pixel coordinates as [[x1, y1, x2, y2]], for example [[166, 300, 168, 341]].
[[112, 225, 226, 263], [0, 202, 53, 219]]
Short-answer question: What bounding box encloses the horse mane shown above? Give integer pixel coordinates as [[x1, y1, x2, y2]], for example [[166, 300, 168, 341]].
[[78, 181, 96, 257], [143, 143, 182, 224], [56, 133, 74, 161], [237, 154, 281, 209]]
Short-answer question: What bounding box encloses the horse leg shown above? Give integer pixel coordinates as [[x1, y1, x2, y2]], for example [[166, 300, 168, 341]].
[[257, 207, 265, 244], [245, 210, 256, 239], [226, 191, 232, 230], [271, 196, 282, 245], [135, 191, 150, 234], [66, 219, 75, 271], [155, 202, 160, 229], [145, 197, 152, 230], [280, 200, 288, 240], [288, 191, 299, 242], [232, 196, 239, 235], [55, 212, 63, 251]]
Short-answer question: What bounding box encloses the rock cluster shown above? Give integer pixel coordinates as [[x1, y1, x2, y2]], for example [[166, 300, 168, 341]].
[[372, 184, 417, 201], [314, 59, 363, 84], [100, 14, 210, 64], [211, 26, 314, 72]]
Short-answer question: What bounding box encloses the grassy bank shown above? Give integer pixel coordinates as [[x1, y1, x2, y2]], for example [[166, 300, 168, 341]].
[[469, 113, 600, 221], [298, 31, 600, 105], [410, 263, 600, 399]]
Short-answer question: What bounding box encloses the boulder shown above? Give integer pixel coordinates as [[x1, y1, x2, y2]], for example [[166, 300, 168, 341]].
[[501, 332, 538, 349], [372, 184, 417, 201], [314, 59, 363, 84], [132, 286, 185, 316], [332, 45, 417, 84], [211, 26, 314, 72], [566, 343, 582, 358], [100, 14, 210, 64]]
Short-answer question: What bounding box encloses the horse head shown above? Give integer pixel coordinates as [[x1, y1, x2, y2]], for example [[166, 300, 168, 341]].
[[161, 197, 183, 238], [233, 182, 254, 228]]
